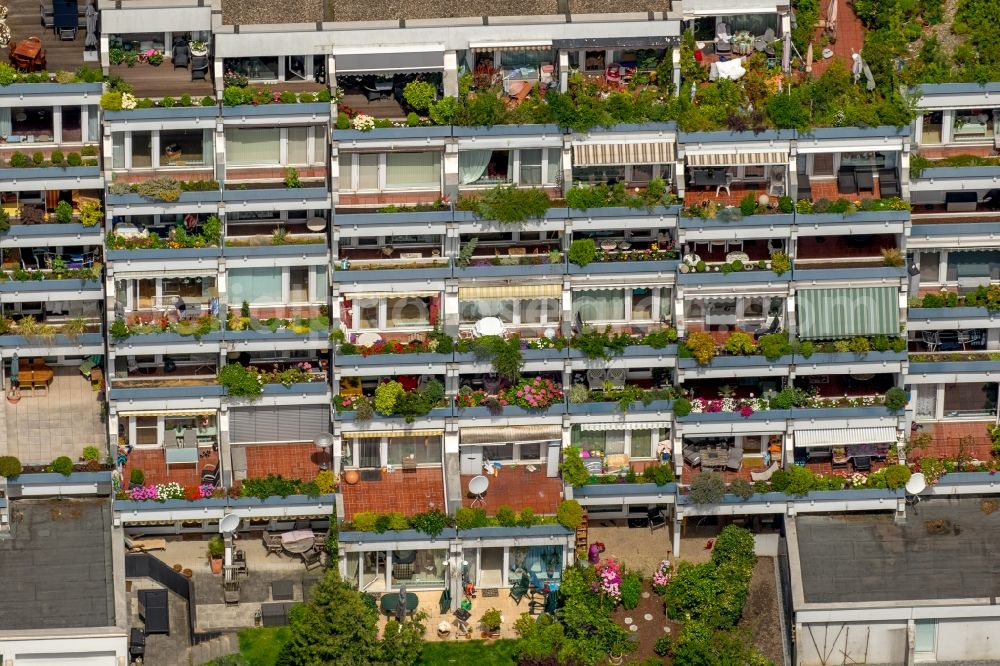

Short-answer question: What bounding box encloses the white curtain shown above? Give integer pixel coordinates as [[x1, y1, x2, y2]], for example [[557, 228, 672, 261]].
[[228, 268, 282, 304], [202, 128, 214, 167], [0, 108, 12, 138], [286, 126, 308, 165], [385, 151, 441, 189], [573, 290, 625, 322], [87, 105, 98, 143], [459, 150, 492, 185], [225, 128, 280, 166]]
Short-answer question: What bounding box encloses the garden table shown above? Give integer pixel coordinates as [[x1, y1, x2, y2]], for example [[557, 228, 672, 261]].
[[379, 592, 419, 617], [474, 317, 505, 338], [280, 530, 316, 554], [701, 448, 728, 469]]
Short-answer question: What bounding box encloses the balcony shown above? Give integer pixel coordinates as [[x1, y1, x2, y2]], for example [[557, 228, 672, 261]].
[[459, 466, 564, 514], [4, 2, 94, 73], [337, 73, 439, 120], [336, 246, 450, 280], [107, 42, 214, 99], [795, 234, 901, 271], [0, 190, 104, 240]]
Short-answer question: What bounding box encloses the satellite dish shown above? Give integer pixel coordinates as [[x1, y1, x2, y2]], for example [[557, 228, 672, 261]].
[[468, 475, 489, 496], [905, 472, 927, 496], [219, 513, 241, 535]]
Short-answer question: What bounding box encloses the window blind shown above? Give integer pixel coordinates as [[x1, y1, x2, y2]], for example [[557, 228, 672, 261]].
[[228, 267, 283, 304], [385, 151, 441, 189], [226, 127, 280, 165]]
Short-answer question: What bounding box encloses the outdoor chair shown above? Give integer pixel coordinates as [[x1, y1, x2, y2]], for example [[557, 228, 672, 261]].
[[301, 546, 323, 571], [264, 532, 284, 557], [191, 56, 209, 81], [607, 367, 626, 389], [837, 168, 858, 194], [201, 464, 220, 487], [586, 368, 607, 391], [715, 21, 732, 54], [878, 168, 900, 198], [750, 462, 778, 482], [853, 456, 872, 472], [726, 447, 744, 471], [172, 41, 189, 69], [647, 507, 667, 533], [509, 572, 531, 605], [682, 445, 702, 467], [224, 579, 241, 605], [233, 548, 248, 577]]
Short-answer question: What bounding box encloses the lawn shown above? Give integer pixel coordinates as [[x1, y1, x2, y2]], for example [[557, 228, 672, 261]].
[[419, 639, 519, 665], [236, 626, 290, 666]]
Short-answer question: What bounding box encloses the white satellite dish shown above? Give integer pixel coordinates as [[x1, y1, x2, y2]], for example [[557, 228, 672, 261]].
[[905, 472, 927, 497], [219, 513, 241, 535]]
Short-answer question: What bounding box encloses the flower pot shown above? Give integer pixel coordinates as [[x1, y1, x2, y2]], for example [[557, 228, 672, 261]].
[[608, 652, 624, 665], [173, 564, 183, 572], [182, 568, 193, 578], [344, 469, 360, 485], [210, 556, 223, 575]]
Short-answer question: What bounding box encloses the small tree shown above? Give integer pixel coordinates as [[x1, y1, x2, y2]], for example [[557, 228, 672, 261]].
[[729, 477, 754, 500], [557, 499, 584, 529], [402, 80, 436, 113], [0, 456, 22, 478], [568, 238, 597, 266], [560, 447, 592, 488], [684, 331, 717, 365], [689, 471, 725, 504]]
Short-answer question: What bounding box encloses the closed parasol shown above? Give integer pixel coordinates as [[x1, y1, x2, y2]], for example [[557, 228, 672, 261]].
[[85, 3, 98, 49]]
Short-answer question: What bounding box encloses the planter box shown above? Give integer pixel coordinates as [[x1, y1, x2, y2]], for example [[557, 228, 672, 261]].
[[107, 247, 222, 261], [0, 166, 101, 181], [114, 493, 337, 511], [568, 260, 679, 275], [565, 205, 679, 219], [679, 129, 795, 143], [791, 266, 907, 281], [333, 126, 452, 141], [794, 210, 909, 225], [260, 381, 329, 395], [908, 307, 994, 320], [113, 331, 224, 345], [108, 385, 225, 400], [222, 187, 329, 204], [333, 210, 454, 226], [2, 223, 101, 239], [0, 333, 103, 348], [575, 482, 678, 499], [789, 406, 898, 419], [567, 399, 673, 415], [221, 102, 331, 119], [522, 348, 570, 361], [454, 263, 564, 278], [905, 360, 1000, 374], [677, 270, 791, 285], [335, 352, 449, 367], [679, 212, 793, 228], [222, 244, 329, 259], [452, 124, 562, 138], [795, 351, 908, 364], [106, 190, 221, 206], [456, 404, 567, 418], [224, 328, 329, 343], [104, 106, 219, 122], [678, 354, 794, 369], [336, 406, 453, 421], [0, 278, 101, 293], [337, 266, 451, 282], [676, 409, 792, 423]]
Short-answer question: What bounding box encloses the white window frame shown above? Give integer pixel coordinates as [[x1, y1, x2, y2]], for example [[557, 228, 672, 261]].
[[458, 297, 561, 327], [339, 151, 444, 192], [458, 148, 561, 188], [573, 287, 665, 325], [224, 126, 323, 168], [344, 435, 445, 468], [350, 296, 434, 331], [225, 266, 324, 306], [913, 620, 937, 661], [572, 163, 672, 184], [113, 128, 214, 170]]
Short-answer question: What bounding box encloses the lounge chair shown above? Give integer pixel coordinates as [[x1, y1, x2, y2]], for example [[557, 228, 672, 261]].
[[750, 462, 779, 482], [726, 448, 744, 471], [797, 172, 813, 201], [509, 572, 530, 605], [682, 446, 702, 467], [647, 507, 667, 533]]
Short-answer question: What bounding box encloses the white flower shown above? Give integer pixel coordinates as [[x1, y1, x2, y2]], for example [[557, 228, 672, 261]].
[[352, 114, 375, 132], [121, 93, 137, 110]]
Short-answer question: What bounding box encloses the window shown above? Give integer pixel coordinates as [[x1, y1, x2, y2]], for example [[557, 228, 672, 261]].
[[631, 288, 653, 321], [943, 382, 997, 417], [289, 266, 309, 302], [460, 298, 559, 326], [915, 385, 937, 419], [341, 152, 443, 191], [913, 620, 936, 655], [631, 430, 655, 458], [574, 290, 626, 322], [132, 131, 152, 168], [224, 57, 280, 81], [160, 129, 211, 167], [946, 250, 1000, 282], [519, 149, 544, 185], [811, 153, 835, 177], [358, 299, 380, 329], [228, 267, 283, 303], [953, 108, 998, 140], [459, 148, 559, 187], [134, 416, 158, 446], [921, 111, 944, 145], [385, 152, 441, 189], [112, 133, 125, 169], [226, 128, 280, 166], [388, 435, 443, 465], [919, 252, 940, 283], [459, 149, 510, 185], [286, 126, 309, 165], [354, 296, 435, 330]]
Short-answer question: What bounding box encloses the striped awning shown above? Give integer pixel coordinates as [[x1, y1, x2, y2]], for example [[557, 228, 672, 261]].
[[113, 270, 215, 280], [342, 430, 443, 439], [797, 287, 899, 340], [470, 42, 552, 52], [461, 425, 562, 445], [794, 426, 897, 448], [573, 142, 675, 166], [686, 150, 789, 167], [118, 410, 217, 417], [348, 291, 439, 299], [579, 421, 670, 431], [458, 285, 562, 299]]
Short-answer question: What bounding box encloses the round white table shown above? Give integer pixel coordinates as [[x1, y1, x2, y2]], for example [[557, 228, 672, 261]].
[[306, 217, 327, 232], [474, 317, 505, 338], [356, 331, 383, 347], [725, 251, 750, 264]]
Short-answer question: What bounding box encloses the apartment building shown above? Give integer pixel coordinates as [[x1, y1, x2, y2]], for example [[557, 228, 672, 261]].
[[1, 0, 999, 628]]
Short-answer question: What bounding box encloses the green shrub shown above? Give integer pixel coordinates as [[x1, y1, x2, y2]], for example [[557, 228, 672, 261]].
[[406, 111, 420, 126], [777, 195, 794, 213], [770, 250, 791, 275], [560, 448, 591, 487], [200, 96, 215, 107], [66, 152, 82, 167], [884, 387, 908, 411], [32, 152, 44, 166], [373, 380, 405, 415], [495, 505, 517, 527], [49, 456, 75, 476], [161, 96, 175, 108], [8, 151, 29, 168], [82, 446, 101, 462], [279, 91, 297, 104], [0, 456, 23, 478], [217, 363, 264, 400], [673, 397, 692, 417], [568, 238, 597, 266], [621, 571, 643, 609], [757, 332, 790, 360], [49, 149, 65, 166], [557, 499, 584, 529], [654, 635, 672, 656], [126, 468, 144, 486], [54, 200, 73, 224], [403, 80, 436, 113], [459, 185, 551, 223], [848, 336, 871, 354], [100, 91, 123, 111], [685, 331, 717, 365], [352, 511, 378, 531], [771, 465, 815, 495], [768, 386, 809, 409], [712, 525, 757, 570], [882, 464, 912, 489], [689, 471, 725, 504], [641, 463, 675, 485], [729, 477, 754, 500], [723, 331, 756, 356], [739, 193, 757, 216], [517, 507, 536, 527], [455, 507, 489, 530]]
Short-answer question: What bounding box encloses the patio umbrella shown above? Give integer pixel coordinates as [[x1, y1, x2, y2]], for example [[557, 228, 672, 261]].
[[805, 43, 813, 74], [861, 57, 876, 91], [396, 584, 407, 623], [9, 353, 18, 386], [85, 3, 98, 49], [782, 31, 791, 72], [851, 52, 863, 85], [544, 589, 558, 614], [826, 0, 838, 39]]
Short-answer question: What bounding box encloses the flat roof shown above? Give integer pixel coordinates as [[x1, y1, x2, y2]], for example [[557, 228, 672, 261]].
[[795, 497, 1000, 605], [0, 499, 115, 631]]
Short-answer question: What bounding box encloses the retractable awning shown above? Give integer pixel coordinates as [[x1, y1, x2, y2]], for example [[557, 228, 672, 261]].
[[346, 291, 439, 299], [686, 150, 789, 167], [794, 426, 897, 448], [335, 51, 444, 74], [458, 285, 562, 299], [797, 287, 899, 339], [118, 410, 216, 417], [573, 142, 675, 166], [342, 430, 443, 439], [461, 425, 562, 445], [579, 422, 670, 431]]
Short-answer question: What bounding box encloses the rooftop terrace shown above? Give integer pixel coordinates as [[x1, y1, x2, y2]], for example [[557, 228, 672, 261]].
[[0, 498, 115, 630]]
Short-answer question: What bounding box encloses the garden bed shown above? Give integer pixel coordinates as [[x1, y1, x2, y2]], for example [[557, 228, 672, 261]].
[[738, 556, 784, 665], [610, 580, 679, 663]]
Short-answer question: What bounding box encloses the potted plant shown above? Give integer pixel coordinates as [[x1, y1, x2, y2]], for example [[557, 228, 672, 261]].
[[208, 535, 225, 575], [480, 608, 502, 637], [189, 40, 209, 56]]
